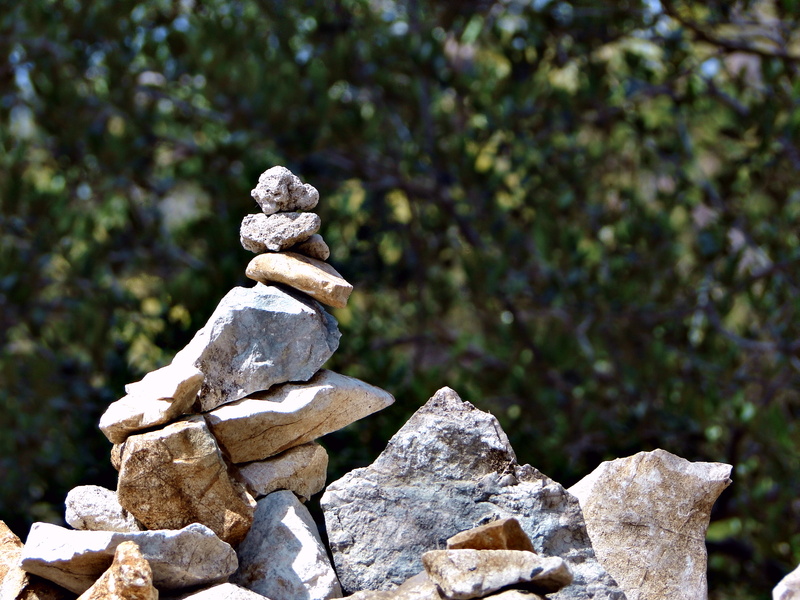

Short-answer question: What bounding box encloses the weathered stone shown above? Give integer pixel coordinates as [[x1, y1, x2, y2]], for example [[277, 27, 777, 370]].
[[206, 370, 394, 464], [2, 521, 72, 600], [447, 518, 534, 553], [251, 166, 319, 215], [290, 233, 330, 261], [231, 491, 342, 600], [237, 442, 328, 501], [346, 572, 442, 600], [321, 387, 625, 600], [65, 485, 142, 533], [484, 592, 545, 600], [168, 582, 271, 599], [422, 550, 572, 599], [240, 212, 321, 253], [76, 541, 157, 600], [100, 363, 203, 443], [171, 283, 340, 412], [245, 252, 353, 309], [116, 415, 256, 545], [774, 564, 800, 600], [20, 522, 237, 595], [568, 449, 732, 600]]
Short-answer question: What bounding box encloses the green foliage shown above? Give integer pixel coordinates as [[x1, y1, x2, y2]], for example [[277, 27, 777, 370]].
[[1, 1, 799, 596]]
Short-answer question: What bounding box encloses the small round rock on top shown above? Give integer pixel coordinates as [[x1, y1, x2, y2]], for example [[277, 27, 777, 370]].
[[251, 166, 319, 215]]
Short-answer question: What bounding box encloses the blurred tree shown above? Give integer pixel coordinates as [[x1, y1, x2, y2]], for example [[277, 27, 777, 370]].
[[1, 1, 798, 597]]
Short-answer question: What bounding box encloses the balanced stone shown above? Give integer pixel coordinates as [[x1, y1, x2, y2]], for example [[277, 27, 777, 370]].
[[246, 252, 353, 308], [447, 518, 535, 553], [172, 283, 340, 412], [240, 212, 321, 253], [569, 449, 732, 600], [65, 485, 142, 533], [76, 541, 157, 600], [290, 233, 330, 261], [237, 442, 328, 501], [116, 415, 256, 545], [251, 166, 319, 215], [206, 369, 395, 464]]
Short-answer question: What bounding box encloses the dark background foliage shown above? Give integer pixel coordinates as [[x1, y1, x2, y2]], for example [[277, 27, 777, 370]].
[[1, 1, 799, 597]]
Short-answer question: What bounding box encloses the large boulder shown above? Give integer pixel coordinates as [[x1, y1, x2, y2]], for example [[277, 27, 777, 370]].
[[321, 387, 625, 600]]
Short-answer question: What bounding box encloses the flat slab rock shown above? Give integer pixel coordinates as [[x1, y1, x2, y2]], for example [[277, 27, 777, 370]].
[[569, 449, 732, 600], [172, 283, 340, 412], [240, 212, 320, 253], [321, 387, 625, 600]]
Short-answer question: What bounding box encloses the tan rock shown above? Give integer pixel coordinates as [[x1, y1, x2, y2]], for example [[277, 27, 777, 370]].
[[76, 541, 157, 600], [447, 518, 534, 553], [117, 416, 256, 545], [250, 166, 319, 215], [422, 549, 572, 599], [245, 252, 352, 308], [290, 233, 330, 261], [237, 442, 328, 501], [346, 572, 442, 599], [1, 520, 70, 600], [240, 212, 321, 253], [569, 448, 732, 600], [206, 370, 395, 464], [775, 564, 800, 600]]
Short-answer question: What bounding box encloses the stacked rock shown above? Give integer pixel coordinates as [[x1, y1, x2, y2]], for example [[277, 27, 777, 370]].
[[8, 166, 395, 600]]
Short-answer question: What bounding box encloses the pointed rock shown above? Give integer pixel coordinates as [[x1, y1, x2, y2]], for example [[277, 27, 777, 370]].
[[76, 541, 157, 600], [237, 442, 328, 501], [321, 387, 625, 600], [231, 491, 342, 600], [568, 449, 732, 600], [290, 233, 330, 261], [172, 283, 340, 412], [447, 518, 535, 553], [251, 166, 319, 215], [240, 212, 321, 253], [1, 521, 71, 600], [206, 370, 394, 464], [20, 522, 237, 595], [775, 564, 800, 600], [245, 252, 352, 309], [116, 416, 256, 545], [65, 485, 142, 533], [168, 582, 272, 599]]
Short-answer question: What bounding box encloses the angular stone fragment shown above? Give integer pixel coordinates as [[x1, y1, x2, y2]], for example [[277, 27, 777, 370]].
[[231, 491, 342, 600], [568, 449, 732, 600], [422, 550, 572, 599], [117, 416, 256, 545], [447, 518, 534, 553], [246, 252, 353, 309], [124, 362, 204, 401], [240, 212, 321, 253], [172, 283, 340, 412], [346, 572, 442, 600], [321, 387, 625, 600], [1, 521, 72, 600], [251, 166, 319, 215], [168, 582, 272, 599], [237, 442, 328, 501], [65, 485, 142, 533], [76, 541, 157, 600], [207, 370, 395, 464], [290, 233, 330, 261], [20, 522, 237, 595], [774, 564, 800, 600]]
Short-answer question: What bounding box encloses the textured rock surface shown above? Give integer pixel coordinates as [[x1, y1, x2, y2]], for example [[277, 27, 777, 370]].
[[240, 212, 321, 253], [237, 442, 328, 501], [422, 550, 571, 599], [321, 387, 625, 600], [207, 370, 394, 464], [172, 283, 340, 412], [346, 572, 442, 600], [20, 522, 237, 594], [117, 415, 256, 545], [774, 564, 800, 600], [1, 521, 72, 600], [76, 541, 157, 600], [290, 233, 330, 261], [65, 485, 142, 533], [231, 490, 342, 600], [251, 166, 319, 215], [245, 252, 353, 309], [124, 362, 204, 401], [569, 449, 732, 600], [484, 592, 546, 600], [168, 582, 272, 599], [447, 518, 535, 553]]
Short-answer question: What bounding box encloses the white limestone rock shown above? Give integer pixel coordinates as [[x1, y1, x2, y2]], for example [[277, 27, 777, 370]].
[[20, 522, 237, 595], [775, 564, 800, 600], [250, 166, 319, 215], [237, 442, 328, 501], [168, 582, 272, 599], [206, 370, 394, 464], [1, 520, 71, 600], [231, 490, 342, 600], [172, 283, 340, 412], [240, 212, 321, 253], [569, 449, 732, 600], [65, 485, 143, 533], [76, 541, 157, 600]]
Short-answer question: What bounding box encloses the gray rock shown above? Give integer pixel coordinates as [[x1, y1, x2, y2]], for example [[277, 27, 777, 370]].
[[237, 442, 328, 501], [240, 212, 321, 253], [206, 370, 394, 464], [321, 387, 625, 600], [65, 485, 143, 533], [775, 564, 800, 600], [167, 582, 271, 599], [251, 166, 319, 215], [20, 522, 237, 595], [232, 491, 342, 600], [290, 233, 330, 261], [569, 449, 732, 600], [172, 284, 340, 412]]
